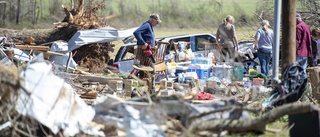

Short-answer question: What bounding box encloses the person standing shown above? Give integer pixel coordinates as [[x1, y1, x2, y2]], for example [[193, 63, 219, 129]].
[[134, 13, 161, 63], [311, 28, 320, 66], [133, 13, 161, 92], [296, 13, 312, 73], [254, 20, 274, 76], [215, 15, 239, 62]]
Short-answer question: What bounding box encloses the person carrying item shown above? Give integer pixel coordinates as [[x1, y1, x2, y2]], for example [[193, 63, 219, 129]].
[[254, 20, 274, 76], [215, 15, 239, 62], [133, 13, 162, 63], [133, 13, 162, 92], [296, 13, 312, 74]]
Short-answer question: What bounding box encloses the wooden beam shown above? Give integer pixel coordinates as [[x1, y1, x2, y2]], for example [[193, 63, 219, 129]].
[[15, 45, 50, 51]]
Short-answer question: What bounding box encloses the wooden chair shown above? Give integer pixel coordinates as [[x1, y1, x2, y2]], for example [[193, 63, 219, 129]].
[[130, 41, 170, 92]]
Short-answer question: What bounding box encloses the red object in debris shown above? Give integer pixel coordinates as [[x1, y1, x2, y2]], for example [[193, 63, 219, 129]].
[[143, 49, 152, 56], [197, 92, 214, 100]]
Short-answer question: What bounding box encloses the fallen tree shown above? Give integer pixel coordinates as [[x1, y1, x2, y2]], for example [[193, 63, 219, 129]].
[[0, 0, 111, 44], [0, 0, 117, 72], [187, 102, 314, 133]]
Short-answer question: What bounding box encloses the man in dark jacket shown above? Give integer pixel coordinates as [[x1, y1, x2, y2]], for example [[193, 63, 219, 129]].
[[134, 13, 161, 63], [133, 13, 162, 92]]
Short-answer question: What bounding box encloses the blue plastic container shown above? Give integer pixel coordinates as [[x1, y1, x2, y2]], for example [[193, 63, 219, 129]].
[[175, 66, 188, 76], [191, 57, 212, 65], [188, 64, 211, 81]]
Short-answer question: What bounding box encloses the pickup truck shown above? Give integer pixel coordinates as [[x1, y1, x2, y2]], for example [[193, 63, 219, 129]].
[[110, 33, 221, 73]]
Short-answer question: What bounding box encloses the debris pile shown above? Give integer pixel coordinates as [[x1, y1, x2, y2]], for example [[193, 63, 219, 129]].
[[55, 0, 116, 71], [0, 1, 319, 135], [72, 43, 115, 73]]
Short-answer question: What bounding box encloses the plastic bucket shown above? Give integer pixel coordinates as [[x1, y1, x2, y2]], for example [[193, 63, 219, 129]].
[[232, 65, 244, 81]]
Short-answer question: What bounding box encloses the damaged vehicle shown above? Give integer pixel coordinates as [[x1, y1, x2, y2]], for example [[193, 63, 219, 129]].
[[110, 33, 259, 74], [110, 33, 222, 73]]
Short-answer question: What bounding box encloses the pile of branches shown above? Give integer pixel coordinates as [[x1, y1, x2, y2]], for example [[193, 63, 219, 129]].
[[57, 0, 110, 30], [56, 0, 116, 72]]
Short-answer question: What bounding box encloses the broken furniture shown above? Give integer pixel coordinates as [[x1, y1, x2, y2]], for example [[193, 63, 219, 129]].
[[130, 41, 170, 92]]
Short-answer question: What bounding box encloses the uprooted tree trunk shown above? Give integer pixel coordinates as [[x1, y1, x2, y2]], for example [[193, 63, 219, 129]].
[[0, 0, 110, 45], [187, 103, 314, 133]]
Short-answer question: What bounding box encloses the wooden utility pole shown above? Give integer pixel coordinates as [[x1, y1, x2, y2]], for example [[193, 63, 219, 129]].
[[281, 0, 296, 73]]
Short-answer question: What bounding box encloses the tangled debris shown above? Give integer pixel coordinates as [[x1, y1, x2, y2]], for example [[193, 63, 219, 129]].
[[72, 43, 115, 73], [57, 0, 115, 72], [58, 0, 108, 30]]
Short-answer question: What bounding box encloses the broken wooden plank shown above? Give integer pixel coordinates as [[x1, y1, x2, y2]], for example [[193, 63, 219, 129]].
[[78, 75, 123, 84], [15, 45, 50, 51], [80, 92, 98, 99], [44, 51, 65, 55]]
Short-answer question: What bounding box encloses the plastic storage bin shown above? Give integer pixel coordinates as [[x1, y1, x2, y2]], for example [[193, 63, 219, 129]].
[[188, 64, 211, 81], [175, 66, 188, 76], [212, 65, 233, 79], [232, 65, 245, 81], [191, 57, 212, 65]]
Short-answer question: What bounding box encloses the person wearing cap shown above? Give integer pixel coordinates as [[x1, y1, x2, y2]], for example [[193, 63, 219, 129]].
[[253, 20, 274, 76], [215, 15, 239, 62], [296, 13, 312, 73], [133, 13, 161, 63], [133, 13, 162, 92]]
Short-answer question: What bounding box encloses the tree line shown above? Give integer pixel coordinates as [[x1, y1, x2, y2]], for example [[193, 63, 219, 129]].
[[0, 0, 319, 29]]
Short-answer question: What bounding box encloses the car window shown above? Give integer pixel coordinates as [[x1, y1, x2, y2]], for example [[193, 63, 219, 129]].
[[121, 46, 135, 61], [194, 35, 216, 51], [167, 37, 190, 52]]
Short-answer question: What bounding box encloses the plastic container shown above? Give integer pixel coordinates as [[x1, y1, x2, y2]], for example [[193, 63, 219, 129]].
[[212, 65, 233, 79], [178, 73, 185, 83], [243, 81, 251, 88], [184, 72, 198, 80], [187, 64, 197, 73], [253, 78, 264, 85], [167, 66, 176, 76], [232, 65, 245, 81], [175, 66, 188, 76], [188, 64, 211, 81], [191, 57, 213, 65]]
